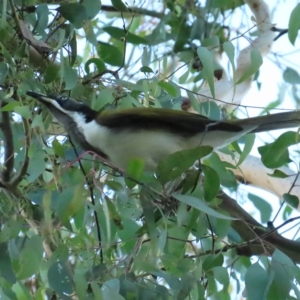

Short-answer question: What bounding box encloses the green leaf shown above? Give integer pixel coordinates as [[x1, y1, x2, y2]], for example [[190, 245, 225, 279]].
[[63, 63, 78, 90], [237, 133, 255, 166], [0, 220, 21, 243], [14, 106, 31, 119], [69, 32, 77, 66], [156, 146, 213, 185], [269, 250, 293, 299], [283, 67, 300, 84], [48, 260, 74, 294], [0, 243, 16, 284], [57, 3, 88, 29], [177, 273, 197, 299], [44, 64, 59, 84], [118, 219, 140, 253], [179, 68, 190, 84], [213, 266, 229, 289], [82, 0, 101, 19], [245, 263, 269, 300], [98, 42, 123, 66], [74, 273, 88, 300], [248, 193, 272, 223], [27, 146, 46, 182], [119, 277, 139, 299], [125, 158, 145, 189], [141, 47, 151, 66], [56, 186, 85, 224], [267, 169, 289, 178], [103, 27, 148, 45], [111, 0, 128, 12], [258, 131, 299, 168], [223, 41, 236, 74], [173, 194, 236, 220], [203, 254, 224, 271], [202, 165, 220, 202], [204, 152, 237, 188], [140, 66, 154, 73], [83, 20, 98, 45], [236, 48, 262, 84], [93, 88, 115, 110], [208, 0, 243, 10], [31, 114, 45, 131], [36, 4, 49, 32], [199, 100, 221, 119], [1, 101, 20, 111], [140, 188, 159, 253], [201, 36, 220, 47], [53, 28, 65, 52], [197, 47, 215, 97], [288, 4, 300, 45], [17, 235, 44, 279], [52, 138, 65, 158], [157, 81, 180, 97], [283, 193, 299, 208], [85, 58, 106, 74], [0, 62, 8, 84]]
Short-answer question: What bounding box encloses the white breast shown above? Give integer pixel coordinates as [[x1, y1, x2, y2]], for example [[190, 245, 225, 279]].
[[72, 113, 252, 170]]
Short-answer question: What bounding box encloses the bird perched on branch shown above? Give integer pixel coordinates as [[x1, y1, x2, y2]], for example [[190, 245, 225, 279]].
[[27, 91, 300, 171]]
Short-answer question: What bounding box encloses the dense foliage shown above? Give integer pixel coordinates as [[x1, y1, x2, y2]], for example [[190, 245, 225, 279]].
[[1, 0, 300, 299]]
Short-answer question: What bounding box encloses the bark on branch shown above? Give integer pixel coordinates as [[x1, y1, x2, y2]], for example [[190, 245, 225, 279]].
[[218, 192, 300, 263]]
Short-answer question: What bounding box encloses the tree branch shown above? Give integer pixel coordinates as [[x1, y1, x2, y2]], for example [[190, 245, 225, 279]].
[[101, 5, 164, 18], [218, 192, 300, 263], [216, 151, 300, 209]]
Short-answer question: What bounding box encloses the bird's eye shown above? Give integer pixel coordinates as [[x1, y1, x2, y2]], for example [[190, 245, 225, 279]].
[[60, 96, 68, 101]]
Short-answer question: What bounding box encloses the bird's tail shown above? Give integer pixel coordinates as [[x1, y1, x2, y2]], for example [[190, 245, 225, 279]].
[[234, 111, 300, 133]]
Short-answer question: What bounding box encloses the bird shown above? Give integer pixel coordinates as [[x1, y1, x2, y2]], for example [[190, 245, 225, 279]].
[[26, 91, 300, 171]]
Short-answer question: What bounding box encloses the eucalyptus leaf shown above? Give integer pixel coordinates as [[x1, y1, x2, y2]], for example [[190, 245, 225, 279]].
[[111, 0, 128, 12], [125, 158, 145, 189], [283, 193, 299, 208], [197, 47, 215, 97], [156, 146, 213, 184], [245, 263, 269, 300], [288, 3, 300, 45], [202, 165, 220, 202], [267, 169, 289, 178], [236, 48, 262, 84], [258, 131, 299, 168], [223, 41, 236, 74], [173, 194, 236, 220], [48, 260, 74, 295], [158, 81, 180, 97], [57, 3, 88, 29], [98, 42, 124, 66], [283, 67, 300, 84]]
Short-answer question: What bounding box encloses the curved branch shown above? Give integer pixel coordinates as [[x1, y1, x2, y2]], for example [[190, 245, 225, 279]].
[[218, 192, 300, 263]]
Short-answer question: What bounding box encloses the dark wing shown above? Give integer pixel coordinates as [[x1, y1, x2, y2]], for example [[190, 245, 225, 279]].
[[97, 108, 243, 137]]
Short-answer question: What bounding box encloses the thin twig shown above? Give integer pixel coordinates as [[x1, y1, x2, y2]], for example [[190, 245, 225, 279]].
[[68, 137, 103, 263]]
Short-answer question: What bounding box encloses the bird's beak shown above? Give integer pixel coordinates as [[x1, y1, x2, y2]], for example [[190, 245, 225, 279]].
[[26, 91, 55, 104]]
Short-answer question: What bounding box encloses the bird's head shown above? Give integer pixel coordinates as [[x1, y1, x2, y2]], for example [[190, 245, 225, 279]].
[[26, 91, 106, 157], [26, 92, 97, 125]]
